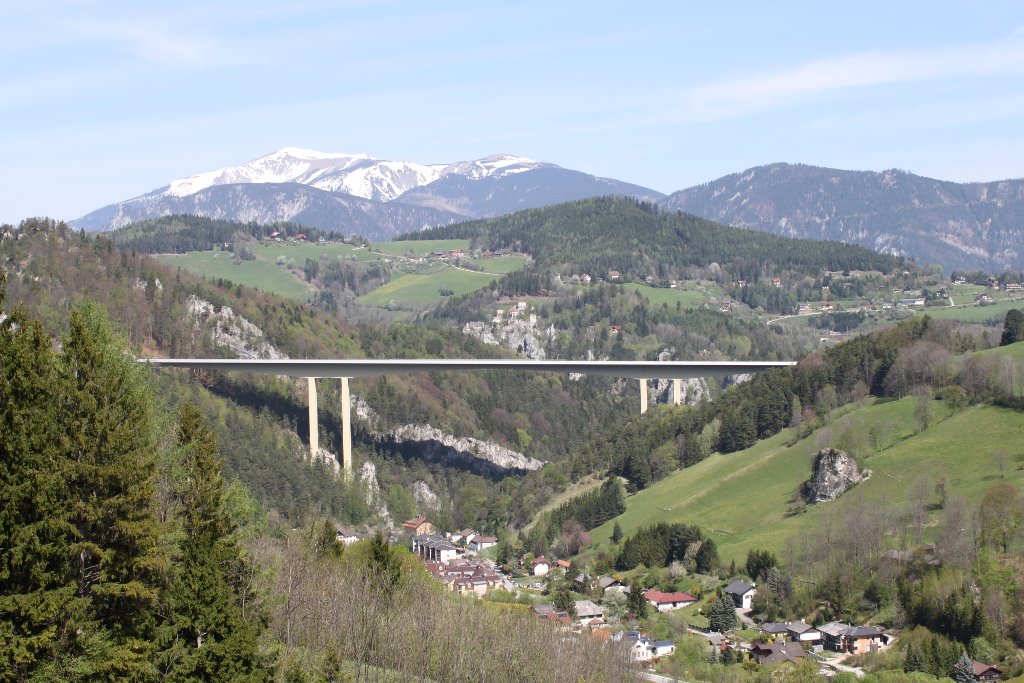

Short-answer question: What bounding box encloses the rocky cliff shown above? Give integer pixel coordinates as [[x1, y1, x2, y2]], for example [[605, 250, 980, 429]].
[[353, 395, 545, 477], [804, 448, 867, 503]]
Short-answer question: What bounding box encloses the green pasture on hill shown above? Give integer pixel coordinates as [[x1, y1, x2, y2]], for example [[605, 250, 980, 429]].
[[251, 242, 380, 263], [922, 298, 1024, 322], [590, 397, 1024, 564], [156, 252, 313, 300], [469, 257, 527, 274], [371, 239, 471, 257], [620, 283, 707, 308], [979, 340, 1024, 362], [359, 267, 496, 306]]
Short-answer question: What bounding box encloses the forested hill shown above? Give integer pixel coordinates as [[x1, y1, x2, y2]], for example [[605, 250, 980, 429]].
[[395, 196, 901, 278], [661, 162, 1024, 273], [106, 214, 360, 254], [0, 217, 639, 532]]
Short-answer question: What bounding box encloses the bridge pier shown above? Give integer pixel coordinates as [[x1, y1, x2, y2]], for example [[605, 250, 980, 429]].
[[640, 378, 648, 414], [341, 377, 352, 476], [673, 378, 681, 405], [308, 377, 319, 459]]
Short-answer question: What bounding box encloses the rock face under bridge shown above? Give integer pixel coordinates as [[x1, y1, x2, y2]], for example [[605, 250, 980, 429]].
[[805, 448, 866, 503]]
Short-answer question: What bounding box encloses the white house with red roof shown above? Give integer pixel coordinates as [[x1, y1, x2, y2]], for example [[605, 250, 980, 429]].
[[643, 590, 697, 612]]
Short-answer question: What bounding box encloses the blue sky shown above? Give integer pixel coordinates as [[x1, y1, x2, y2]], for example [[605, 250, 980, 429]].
[[4, 0, 1024, 223]]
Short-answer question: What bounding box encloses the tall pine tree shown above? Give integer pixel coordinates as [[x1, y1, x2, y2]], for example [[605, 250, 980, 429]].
[[163, 402, 265, 682], [60, 301, 165, 680]]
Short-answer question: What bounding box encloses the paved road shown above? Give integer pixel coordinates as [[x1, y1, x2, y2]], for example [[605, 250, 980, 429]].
[[736, 607, 756, 628], [642, 673, 689, 683]]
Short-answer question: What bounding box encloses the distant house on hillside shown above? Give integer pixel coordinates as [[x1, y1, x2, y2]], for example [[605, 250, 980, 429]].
[[607, 270, 620, 279], [581, 274, 592, 284], [295, 234, 307, 241], [821, 302, 835, 311], [402, 515, 435, 536], [772, 278, 782, 287], [609, 325, 622, 334], [469, 536, 497, 552], [787, 621, 821, 645], [1006, 283, 1023, 292], [972, 660, 1003, 682], [531, 556, 551, 576], [644, 590, 697, 612], [575, 599, 605, 625], [750, 641, 806, 665], [724, 580, 757, 610], [334, 525, 361, 545]]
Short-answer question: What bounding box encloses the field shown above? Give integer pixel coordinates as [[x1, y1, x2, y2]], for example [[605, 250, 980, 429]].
[[156, 252, 313, 299], [371, 239, 471, 257], [924, 298, 1024, 322], [251, 242, 380, 263], [470, 257, 527, 274], [588, 388, 1024, 564], [359, 267, 496, 306], [620, 283, 708, 308]]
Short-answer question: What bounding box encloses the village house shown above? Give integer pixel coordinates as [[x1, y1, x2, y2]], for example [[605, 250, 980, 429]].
[[531, 556, 551, 576], [334, 525, 362, 545], [786, 621, 822, 645], [954, 276, 967, 285], [537, 611, 573, 628], [900, 298, 925, 306], [821, 301, 835, 311], [750, 641, 807, 665], [609, 325, 622, 334], [772, 278, 782, 287], [651, 641, 676, 658], [737, 280, 747, 287], [470, 535, 497, 552], [581, 274, 592, 284], [607, 270, 621, 279], [616, 632, 654, 661], [411, 534, 459, 563], [402, 515, 435, 536], [760, 623, 791, 639], [1006, 283, 1023, 292], [724, 580, 757, 610], [838, 626, 887, 654], [971, 660, 1003, 682], [643, 590, 697, 612], [574, 600, 605, 625], [450, 528, 476, 543]]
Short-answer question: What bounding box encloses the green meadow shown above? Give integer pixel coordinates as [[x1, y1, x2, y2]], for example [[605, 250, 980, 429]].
[[371, 239, 471, 257], [620, 283, 708, 308], [156, 252, 313, 300], [251, 242, 380, 263], [359, 267, 497, 306], [589, 382, 1024, 564], [923, 298, 1024, 322]]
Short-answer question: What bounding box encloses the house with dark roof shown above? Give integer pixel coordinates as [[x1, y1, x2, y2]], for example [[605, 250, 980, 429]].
[[724, 580, 757, 610], [839, 626, 886, 654], [786, 621, 822, 644], [971, 660, 1003, 682], [817, 622, 849, 651], [750, 641, 807, 665], [469, 536, 497, 552], [644, 590, 697, 612]]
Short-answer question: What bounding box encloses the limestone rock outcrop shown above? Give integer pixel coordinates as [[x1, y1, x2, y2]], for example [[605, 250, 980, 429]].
[[804, 448, 865, 503]]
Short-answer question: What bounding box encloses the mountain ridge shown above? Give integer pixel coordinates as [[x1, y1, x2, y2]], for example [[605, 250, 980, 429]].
[[662, 162, 1024, 273]]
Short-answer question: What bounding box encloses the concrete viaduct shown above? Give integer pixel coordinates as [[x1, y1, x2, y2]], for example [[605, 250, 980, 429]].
[[142, 358, 793, 474]]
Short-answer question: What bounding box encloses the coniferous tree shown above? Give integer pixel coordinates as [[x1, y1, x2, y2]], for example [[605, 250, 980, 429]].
[[626, 579, 649, 620], [552, 589, 577, 621], [163, 402, 266, 682], [0, 284, 80, 679], [1001, 308, 1024, 346], [695, 538, 720, 574], [952, 651, 974, 683], [611, 522, 623, 545], [708, 595, 738, 633], [60, 301, 165, 679]]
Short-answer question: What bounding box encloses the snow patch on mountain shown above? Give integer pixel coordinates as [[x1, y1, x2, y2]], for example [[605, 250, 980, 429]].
[[159, 148, 552, 204]]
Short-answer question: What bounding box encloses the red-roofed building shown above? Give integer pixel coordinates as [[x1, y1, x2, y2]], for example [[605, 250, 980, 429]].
[[972, 660, 1003, 682], [531, 556, 551, 576], [643, 590, 697, 612], [402, 515, 435, 536]]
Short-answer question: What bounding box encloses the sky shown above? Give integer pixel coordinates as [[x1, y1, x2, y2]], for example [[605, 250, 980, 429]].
[[4, 0, 1024, 224]]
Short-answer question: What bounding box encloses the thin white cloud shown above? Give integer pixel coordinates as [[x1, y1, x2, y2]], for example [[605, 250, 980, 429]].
[[681, 36, 1024, 121], [67, 19, 212, 66]]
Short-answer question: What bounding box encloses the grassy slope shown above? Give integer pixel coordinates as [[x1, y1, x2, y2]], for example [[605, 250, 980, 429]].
[[156, 252, 313, 299], [620, 283, 707, 308], [371, 239, 470, 257], [589, 393, 1024, 564], [923, 298, 1024, 322], [359, 268, 497, 305], [251, 242, 380, 262]]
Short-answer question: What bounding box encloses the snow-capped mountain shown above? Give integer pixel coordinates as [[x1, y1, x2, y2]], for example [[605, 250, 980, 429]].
[[162, 148, 556, 203], [72, 148, 665, 238]]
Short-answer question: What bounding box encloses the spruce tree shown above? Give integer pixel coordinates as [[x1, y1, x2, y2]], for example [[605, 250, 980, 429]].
[[60, 301, 165, 679], [695, 538, 719, 574], [164, 402, 265, 682], [1001, 308, 1024, 346], [708, 595, 738, 632], [952, 651, 974, 683], [626, 579, 649, 620], [611, 522, 623, 544], [0, 287, 79, 678]]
